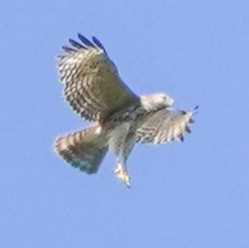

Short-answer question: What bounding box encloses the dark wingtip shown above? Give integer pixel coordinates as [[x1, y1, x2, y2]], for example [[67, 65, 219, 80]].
[[185, 125, 191, 133], [78, 33, 95, 47], [193, 105, 199, 115], [68, 38, 85, 49], [62, 46, 76, 52], [189, 118, 195, 123], [179, 134, 184, 142], [92, 36, 106, 52]]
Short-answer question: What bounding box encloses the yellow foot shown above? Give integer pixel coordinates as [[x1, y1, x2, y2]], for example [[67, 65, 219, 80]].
[[114, 165, 131, 188]]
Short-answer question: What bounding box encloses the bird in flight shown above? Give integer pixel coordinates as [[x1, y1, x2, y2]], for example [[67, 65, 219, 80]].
[[54, 34, 197, 187]]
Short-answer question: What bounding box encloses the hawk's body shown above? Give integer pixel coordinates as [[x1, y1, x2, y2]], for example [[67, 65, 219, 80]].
[[55, 34, 197, 187]]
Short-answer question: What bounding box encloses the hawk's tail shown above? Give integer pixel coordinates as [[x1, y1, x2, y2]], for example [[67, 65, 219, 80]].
[[54, 125, 108, 174]]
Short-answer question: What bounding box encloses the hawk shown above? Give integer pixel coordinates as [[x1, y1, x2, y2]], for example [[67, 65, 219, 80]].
[[54, 34, 197, 187]]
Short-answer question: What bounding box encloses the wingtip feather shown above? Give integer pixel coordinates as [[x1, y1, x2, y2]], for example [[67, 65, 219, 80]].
[[62, 46, 76, 52], [78, 33, 95, 47], [92, 36, 106, 52], [68, 38, 86, 49]]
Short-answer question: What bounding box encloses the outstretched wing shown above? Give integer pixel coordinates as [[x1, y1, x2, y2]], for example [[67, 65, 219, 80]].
[[136, 107, 197, 144], [57, 34, 139, 122]]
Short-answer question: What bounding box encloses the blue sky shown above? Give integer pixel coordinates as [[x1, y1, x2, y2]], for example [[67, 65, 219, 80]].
[[1, 1, 249, 247]]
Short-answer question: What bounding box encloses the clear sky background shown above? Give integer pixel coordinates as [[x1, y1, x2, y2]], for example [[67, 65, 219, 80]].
[[1, 1, 249, 247]]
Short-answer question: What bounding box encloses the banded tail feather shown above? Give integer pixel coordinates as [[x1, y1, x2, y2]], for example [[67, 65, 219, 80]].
[[54, 126, 108, 174]]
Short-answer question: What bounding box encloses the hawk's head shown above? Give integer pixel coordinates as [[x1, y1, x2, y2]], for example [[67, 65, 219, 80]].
[[140, 93, 174, 112]]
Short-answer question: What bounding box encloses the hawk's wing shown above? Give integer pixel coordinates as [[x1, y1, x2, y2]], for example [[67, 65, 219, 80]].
[[136, 107, 197, 144], [57, 34, 139, 122]]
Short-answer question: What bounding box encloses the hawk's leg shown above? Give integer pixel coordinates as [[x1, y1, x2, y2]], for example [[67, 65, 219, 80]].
[[113, 131, 136, 187], [114, 162, 130, 187]]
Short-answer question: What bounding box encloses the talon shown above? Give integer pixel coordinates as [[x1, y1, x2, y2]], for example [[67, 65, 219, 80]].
[[114, 165, 131, 187]]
